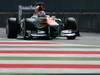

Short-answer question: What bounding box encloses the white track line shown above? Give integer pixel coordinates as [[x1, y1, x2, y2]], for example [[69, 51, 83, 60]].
[[0, 68, 100, 73], [0, 60, 100, 65], [0, 48, 100, 51], [0, 40, 52, 42], [0, 54, 100, 58]]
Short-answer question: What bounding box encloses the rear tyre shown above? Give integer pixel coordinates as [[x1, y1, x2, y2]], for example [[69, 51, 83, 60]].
[[6, 18, 18, 38]]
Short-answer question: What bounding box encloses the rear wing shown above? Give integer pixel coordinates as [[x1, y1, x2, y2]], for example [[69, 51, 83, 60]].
[[18, 5, 36, 22]]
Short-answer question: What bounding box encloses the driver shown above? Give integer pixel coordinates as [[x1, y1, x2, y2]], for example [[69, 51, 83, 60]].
[[35, 2, 46, 17], [32, 2, 46, 18], [30, 2, 46, 30]]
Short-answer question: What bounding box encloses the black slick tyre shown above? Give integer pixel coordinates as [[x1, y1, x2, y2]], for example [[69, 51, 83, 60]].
[[6, 18, 18, 38]]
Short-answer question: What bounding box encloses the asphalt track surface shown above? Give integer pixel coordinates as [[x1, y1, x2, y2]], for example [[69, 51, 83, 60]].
[[0, 28, 100, 46]]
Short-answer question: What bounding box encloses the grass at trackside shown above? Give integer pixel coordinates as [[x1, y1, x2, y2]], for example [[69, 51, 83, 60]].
[[0, 73, 100, 75], [0, 46, 100, 48], [0, 57, 100, 60]]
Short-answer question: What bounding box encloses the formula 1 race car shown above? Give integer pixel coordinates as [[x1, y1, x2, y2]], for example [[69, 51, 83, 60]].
[[6, 5, 80, 40]]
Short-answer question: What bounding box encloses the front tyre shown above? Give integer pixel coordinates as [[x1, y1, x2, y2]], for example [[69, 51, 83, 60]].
[[67, 36, 76, 40]]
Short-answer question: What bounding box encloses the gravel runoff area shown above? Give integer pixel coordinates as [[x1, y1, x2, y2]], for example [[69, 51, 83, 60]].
[[0, 28, 100, 46]]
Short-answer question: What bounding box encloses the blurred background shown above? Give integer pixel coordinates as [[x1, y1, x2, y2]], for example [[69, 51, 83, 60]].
[[0, 0, 100, 32]]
